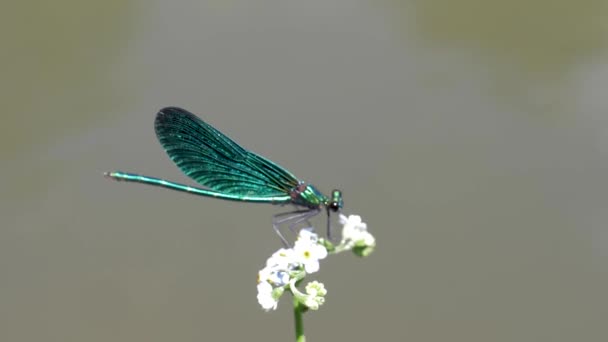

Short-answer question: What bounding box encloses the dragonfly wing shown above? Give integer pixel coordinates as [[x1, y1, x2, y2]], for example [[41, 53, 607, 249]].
[[154, 107, 300, 198]]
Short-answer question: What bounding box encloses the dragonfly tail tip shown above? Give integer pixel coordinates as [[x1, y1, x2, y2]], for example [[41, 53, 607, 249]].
[[104, 171, 117, 180]]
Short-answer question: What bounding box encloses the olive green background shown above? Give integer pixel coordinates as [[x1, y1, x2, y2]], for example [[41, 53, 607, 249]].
[[2, 1, 608, 341]]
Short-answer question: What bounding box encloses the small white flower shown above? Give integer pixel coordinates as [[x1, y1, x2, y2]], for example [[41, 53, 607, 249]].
[[293, 231, 328, 274], [289, 279, 327, 311], [258, 266, 272, 283], [340, 214, 366, 239], [259, 247, 300, 286], [266, 248, 296, 269], [340, 214, 375, 245], [362, 232, 375, 246], [259, 266, 291, 287], [257, 281, 278, 311], [337, 214, 375, 256], [297, 229, 319, 243], [302, 281, 327, 310], [270, 270, 290, 286]]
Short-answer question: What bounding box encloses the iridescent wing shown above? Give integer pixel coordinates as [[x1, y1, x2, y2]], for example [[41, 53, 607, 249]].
[[154, 107, 300, 198]]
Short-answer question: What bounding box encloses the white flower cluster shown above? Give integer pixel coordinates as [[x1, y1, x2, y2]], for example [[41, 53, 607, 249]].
[[338, 214, 375, 256], [257, 230, 328, 311], [257, 214, 373, 311]]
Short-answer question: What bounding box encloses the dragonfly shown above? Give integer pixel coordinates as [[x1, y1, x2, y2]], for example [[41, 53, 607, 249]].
[[105, 107, 343, 245]]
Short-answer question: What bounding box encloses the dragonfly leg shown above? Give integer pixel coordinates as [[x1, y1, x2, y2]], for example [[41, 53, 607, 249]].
[[279, 206, 314, 233], [273, 208, 321, 247], [326, 209, 331, 241], [287, 208, 320, 234], [296, 205, 314, 230]]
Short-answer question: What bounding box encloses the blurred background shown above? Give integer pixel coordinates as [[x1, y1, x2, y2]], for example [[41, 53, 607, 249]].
[[2, 0, 608, 341]]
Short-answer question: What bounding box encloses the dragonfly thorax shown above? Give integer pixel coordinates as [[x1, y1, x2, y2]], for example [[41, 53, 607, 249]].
[[290, 182, 326, 209], [290, 182, 343, 212]]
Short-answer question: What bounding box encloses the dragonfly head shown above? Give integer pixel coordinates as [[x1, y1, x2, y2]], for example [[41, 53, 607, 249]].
[[328, 189, 343, 212]]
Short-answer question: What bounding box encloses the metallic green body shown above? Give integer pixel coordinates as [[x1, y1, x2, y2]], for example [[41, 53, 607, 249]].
[[291, 183, 328, 208], [105, 107, 340, 212], [106, 171, 293, 204]]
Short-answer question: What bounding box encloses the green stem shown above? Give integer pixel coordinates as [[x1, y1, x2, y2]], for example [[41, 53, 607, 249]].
[[293, 297, 305, 342]]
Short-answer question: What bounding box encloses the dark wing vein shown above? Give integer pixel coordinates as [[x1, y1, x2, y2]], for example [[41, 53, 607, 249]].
[[154, 107, 300, 197]]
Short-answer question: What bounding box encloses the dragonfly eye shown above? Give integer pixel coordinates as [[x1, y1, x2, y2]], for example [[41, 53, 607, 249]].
[[328, 201, 339, 212]]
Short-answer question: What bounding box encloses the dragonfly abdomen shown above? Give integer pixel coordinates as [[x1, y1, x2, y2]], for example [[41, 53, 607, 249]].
[[105, 171, 293, 204]]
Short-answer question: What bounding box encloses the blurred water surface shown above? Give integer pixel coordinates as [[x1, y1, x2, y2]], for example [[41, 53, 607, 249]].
[[2, 1, 608, 341]]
